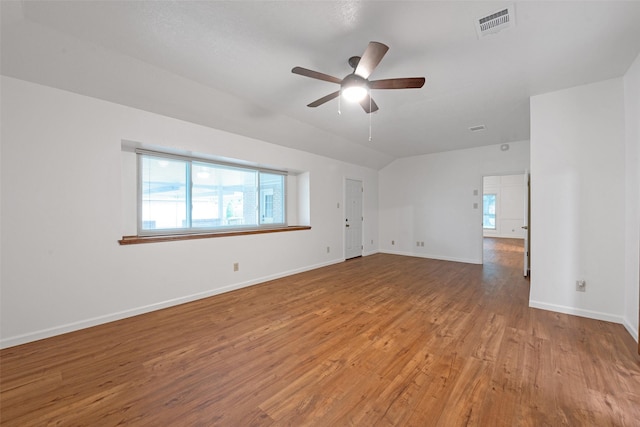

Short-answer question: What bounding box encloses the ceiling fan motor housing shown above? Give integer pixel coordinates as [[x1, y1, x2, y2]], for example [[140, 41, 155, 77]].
[[342, 73, 368, 89]]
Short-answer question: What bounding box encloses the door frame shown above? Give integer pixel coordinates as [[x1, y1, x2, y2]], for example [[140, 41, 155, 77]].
[[480, 171, 529, 266], [523, 170, 531, 277]]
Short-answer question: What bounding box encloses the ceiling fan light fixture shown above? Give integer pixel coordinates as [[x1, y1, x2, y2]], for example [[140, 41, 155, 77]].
[[341, 74, 368, 103], [342, 85, 368, 102]]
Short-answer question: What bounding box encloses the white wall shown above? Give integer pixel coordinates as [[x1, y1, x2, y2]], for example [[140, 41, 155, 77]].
[[378, 141, 530, 264], [623, 52, 640, 341], [483, 174, 526, 239], [530, 78, 627, 325], [0, 76, 379, 348]]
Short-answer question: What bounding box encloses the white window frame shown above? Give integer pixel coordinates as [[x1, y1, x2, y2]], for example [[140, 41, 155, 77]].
[[137, 149, 287, 236]]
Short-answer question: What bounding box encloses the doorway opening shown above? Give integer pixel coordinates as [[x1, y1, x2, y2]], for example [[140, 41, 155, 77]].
[[482, 173, 529, 276]]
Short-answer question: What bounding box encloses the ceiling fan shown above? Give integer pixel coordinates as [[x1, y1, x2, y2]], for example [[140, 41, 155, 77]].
[[292, 41, 425, 114]]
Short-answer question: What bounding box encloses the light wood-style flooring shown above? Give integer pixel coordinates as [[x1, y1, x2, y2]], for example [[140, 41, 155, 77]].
[[1, 238, 639, 426]]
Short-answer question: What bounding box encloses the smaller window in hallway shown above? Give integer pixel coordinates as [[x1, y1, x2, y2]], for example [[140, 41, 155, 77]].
[[483, 194, 497, 229]]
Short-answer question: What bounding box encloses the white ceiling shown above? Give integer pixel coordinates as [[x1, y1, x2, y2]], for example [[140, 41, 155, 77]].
[[2, 1, 640, 169]]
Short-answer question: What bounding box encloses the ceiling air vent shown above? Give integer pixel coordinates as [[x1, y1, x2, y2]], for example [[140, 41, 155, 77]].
[[475, 5, 515, 38]]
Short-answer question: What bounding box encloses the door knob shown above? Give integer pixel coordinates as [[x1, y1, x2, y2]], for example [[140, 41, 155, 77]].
[[346, 224, 350, 227], [521, 226, 528, 230]]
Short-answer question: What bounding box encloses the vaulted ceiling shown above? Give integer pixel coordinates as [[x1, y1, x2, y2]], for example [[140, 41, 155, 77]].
[[2, 1, 640, 169]]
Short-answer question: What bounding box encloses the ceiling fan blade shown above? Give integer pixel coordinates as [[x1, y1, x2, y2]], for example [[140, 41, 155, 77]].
[[354, 41, 389, 79], [359, 94, 379, 114], [292, 66, 342, 84], [369, 77, 426, 90], [307, 90, 341, 108]]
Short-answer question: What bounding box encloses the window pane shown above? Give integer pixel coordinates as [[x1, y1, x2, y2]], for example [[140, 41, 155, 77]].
[[259, 173, 285, 224], [191, 163, 220, 228], [483, 193, 496, 229], [193, 162, 257, 228], [138, 152, 288, 235], [141, 156, 188, 230]]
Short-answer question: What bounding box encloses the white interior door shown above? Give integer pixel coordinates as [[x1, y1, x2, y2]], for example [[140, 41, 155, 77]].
[[345, 179, 363, 259], [523, 171, 530, 277]]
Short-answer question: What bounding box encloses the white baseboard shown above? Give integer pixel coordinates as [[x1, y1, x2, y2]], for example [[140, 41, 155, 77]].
[[623, 317, 639, 343], [531, 301, 639, 343], [483, 234, 525, 239], [0, 258, 344, 349], [379, 249, 482, 265], [529, 300, 625, 325]]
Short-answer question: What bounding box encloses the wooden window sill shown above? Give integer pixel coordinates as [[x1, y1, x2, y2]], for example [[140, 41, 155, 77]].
[[119, 225, 311, 245]]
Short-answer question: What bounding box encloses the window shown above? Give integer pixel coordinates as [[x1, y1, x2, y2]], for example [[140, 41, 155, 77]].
[[483, 193, 497, 229], [259, 173, 284, 224], [139, 151, 286, 235]]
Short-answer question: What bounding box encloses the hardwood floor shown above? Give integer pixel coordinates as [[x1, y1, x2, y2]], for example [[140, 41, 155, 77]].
[[2, 238, 639, 426]]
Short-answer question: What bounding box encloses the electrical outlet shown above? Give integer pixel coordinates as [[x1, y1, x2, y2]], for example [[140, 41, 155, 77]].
[[392, 240, 395, 245], [233, 262, 239, 272], [421, 242, 425, 247], [326, 246, 330, 253], [575, 280, 586, 292], [416, 241, 420, 246]]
